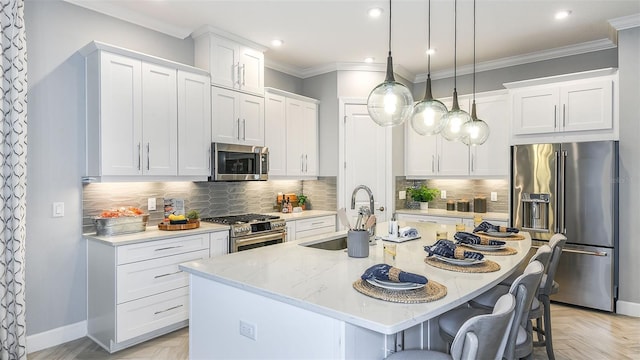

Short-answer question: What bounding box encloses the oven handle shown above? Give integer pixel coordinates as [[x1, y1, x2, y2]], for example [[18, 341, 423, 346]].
[[234, 232, 285, 247]]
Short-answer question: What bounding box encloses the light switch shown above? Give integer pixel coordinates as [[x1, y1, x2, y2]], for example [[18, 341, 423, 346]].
[[491, 192, 498, 201], [398, 190, 406, 200], [148, 198, 156, 211], [53, 202, 64, 217], [441, 190, 447, 199]]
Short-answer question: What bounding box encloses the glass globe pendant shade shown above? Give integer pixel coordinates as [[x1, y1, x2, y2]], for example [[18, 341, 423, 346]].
[[367, 54, 414, 127], [440, 90, 471, 141], [411, 76, 448, 135], [461, 102, 490, 145]]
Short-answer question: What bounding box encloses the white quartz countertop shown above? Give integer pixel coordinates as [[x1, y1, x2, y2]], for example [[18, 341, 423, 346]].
[[396, 208, 509, 222], [266, 209, 336, 221], [84, 222, 230, 246], [180, 221, 530, 335]]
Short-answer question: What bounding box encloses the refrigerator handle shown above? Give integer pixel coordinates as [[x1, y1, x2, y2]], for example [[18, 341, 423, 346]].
[[561, 150, 567, 233], [554, 150, 561, 233]]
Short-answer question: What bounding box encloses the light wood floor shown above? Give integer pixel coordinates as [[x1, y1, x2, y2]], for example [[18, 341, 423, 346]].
[[29, 303, 639, 359]]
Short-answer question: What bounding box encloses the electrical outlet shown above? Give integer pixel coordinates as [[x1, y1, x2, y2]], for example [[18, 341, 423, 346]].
[[52, 202, 64, 217], [399, 190, 406, 200], [440, 190, 447, 199], [148, 197, 156, 211], [239, 320, 257, 340], [491, 192, 498, 201]]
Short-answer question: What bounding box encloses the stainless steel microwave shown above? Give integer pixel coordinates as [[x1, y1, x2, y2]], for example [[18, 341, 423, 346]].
[[211, 143, 268, 181]]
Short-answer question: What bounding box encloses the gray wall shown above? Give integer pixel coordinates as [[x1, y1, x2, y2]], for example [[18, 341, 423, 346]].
[[617, 26, 640, 309], [25, 0, 193, 335], [265, 67, 304, 94]]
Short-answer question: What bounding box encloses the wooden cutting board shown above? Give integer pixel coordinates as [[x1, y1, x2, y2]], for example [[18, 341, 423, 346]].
[[158, 220, 200, 231]]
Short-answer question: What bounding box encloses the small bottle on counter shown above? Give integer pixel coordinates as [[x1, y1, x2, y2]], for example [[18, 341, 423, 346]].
[[287, 197, 293, 213], [282, 197, 289, 213], [388, 214, 398, 238]]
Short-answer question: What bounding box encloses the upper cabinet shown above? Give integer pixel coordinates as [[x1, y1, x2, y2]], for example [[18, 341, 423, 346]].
[[265, 88, 319, 179], [506, 68, 617, 144], [405, 90, 508, 178], [211, 87, 264, 146], [193, 28, 266, 96], [82, 41, 212, 182]]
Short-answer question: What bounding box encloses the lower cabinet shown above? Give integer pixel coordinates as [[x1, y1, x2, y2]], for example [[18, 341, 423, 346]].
[[87, 230, 227, 353], [286, 215, 336, 241], [396, 213, 508, 228]]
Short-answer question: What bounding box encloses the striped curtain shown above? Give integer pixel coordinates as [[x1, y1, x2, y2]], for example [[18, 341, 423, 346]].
[[0, 0, 27, 358]]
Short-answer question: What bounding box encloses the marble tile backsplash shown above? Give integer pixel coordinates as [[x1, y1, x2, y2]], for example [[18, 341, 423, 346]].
[[395, 178, 509, 214], [82, 177, 337, 234]]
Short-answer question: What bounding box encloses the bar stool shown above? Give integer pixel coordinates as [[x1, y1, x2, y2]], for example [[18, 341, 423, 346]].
[[386, 293, 516, 360]]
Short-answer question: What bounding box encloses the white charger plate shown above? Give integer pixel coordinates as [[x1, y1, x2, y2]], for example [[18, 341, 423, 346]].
[[463, 243, 506, 251], [434, 255, 485, 266], [476, 231, 517, 238], [365, 278, 426, 290]]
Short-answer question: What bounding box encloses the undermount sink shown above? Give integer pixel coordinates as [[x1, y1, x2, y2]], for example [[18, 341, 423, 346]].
[[300, 237, 348, 251]]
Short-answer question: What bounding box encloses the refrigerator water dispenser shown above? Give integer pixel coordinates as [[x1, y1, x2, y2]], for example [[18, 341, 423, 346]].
[[521, 193, 550, 232]]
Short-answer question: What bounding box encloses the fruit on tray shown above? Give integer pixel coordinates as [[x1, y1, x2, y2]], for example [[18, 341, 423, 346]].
[[168, 214, 186, 221], [98, 206, 144, 218]]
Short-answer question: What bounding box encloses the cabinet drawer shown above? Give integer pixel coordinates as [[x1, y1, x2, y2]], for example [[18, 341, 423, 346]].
[[117, 249, 209, 304], [117, 233, 209, 265], [295, 216, 336, 232], [116, 286, 189, 343], [296, 226, 336, 240]]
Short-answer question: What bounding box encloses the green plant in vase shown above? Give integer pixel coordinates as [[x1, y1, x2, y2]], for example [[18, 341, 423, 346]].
[[406, 185, 439, 210], [297, 194, 308, 210]]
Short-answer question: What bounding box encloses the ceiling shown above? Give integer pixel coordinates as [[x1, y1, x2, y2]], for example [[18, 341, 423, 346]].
[[64, 0, 639, 80]]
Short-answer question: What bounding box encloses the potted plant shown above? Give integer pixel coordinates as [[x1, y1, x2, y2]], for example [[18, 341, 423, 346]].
[[297, 194, 308, 210], [406, 185, 439, 210]]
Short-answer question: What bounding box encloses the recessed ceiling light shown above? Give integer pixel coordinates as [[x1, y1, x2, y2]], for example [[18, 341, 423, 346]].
[[368, 7, 383, 18], [426, 48, 436, 56], [555, 10, 571, 20], [364, 57, 374, 63], [271, 39, 284, 47]]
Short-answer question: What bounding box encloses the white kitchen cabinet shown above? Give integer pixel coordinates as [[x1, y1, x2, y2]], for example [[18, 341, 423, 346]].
[[177, 71, 212, 176], [397, 213, 508, 228], [193, 31, 265, 96], [211, 86, 264, 146], [265, 88, 319, 178], [285, 221, 296, 242], [82, 41, 212, 182], [295, 215, 336, 240], [469, 94, 509, 177], [510, 72, 614, 136], [87, 231, 224, 353]]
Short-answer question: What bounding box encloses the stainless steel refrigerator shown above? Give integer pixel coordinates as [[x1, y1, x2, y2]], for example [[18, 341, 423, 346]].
[[511, 141, 618, 312]]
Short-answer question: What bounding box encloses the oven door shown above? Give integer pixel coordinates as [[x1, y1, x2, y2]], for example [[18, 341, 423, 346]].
[[212, 143, 268, 181], [232, 231, 285, 252]]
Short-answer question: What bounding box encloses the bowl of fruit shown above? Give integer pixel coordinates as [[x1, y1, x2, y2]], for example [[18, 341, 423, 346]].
[[94, 207, 149, 236]]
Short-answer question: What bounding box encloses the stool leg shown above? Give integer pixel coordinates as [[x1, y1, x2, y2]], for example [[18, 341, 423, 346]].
[[542, 295, 555, 360]]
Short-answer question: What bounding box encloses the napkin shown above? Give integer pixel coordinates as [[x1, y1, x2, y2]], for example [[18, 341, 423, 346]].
[[361, 264, 428, 284], [473, 221, 519, 234], [424, 239, 485, 261], [454, 231, 506, 246], [398, 226, 418, 238]]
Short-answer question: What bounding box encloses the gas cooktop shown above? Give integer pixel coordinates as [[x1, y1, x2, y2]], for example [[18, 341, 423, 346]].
[[201, 213, 280, 225]]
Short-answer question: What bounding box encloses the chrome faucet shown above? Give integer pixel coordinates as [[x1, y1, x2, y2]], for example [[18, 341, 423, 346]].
[[351, 185, 376, 237]]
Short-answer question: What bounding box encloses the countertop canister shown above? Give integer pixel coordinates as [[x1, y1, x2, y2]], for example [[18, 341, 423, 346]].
[[347, 230, 369, 258]]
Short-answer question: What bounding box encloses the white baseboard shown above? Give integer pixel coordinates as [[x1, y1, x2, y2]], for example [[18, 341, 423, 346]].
[[26, 320, 87, 354], [616, 300, 640, 317]]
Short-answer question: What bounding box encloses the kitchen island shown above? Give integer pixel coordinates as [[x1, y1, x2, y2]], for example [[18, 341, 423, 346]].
[[179, 221, 531, 359]]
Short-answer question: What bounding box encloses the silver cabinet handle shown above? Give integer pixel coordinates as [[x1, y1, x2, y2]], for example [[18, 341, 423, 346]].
[[154, 304, 183, 315], [137, 143, 142, 171], [554, 105, 557, 129], [241, 64, 246, 86], [235, 62, 241, 86], [237, 118, 241, 140], [562, 104, 566, 128], [243, 119, 246, 140], [471, 154, 475, 172], [437, 155, 441, 172], [154, 270, 182, 279], [155, 245, 183, 251], [146, 142, 150, 171], [431, 155, 435, 173], [208, 146, 211, 170], [300, 154, 304, 173], [305, 154, 308, 172]]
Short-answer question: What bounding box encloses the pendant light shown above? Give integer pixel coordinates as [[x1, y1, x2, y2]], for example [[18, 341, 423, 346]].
[[440, 0, 472, 141], [461, 0, 490, 145], [411, 0, 448, 135], [367, 0, 414, 127]]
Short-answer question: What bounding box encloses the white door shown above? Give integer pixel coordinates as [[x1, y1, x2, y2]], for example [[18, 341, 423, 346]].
[[264, 92, 287, 176], [300, 101, 318, 176], [470, 94, 509, 177], [239, 46, 264, 95], [561, 79, 613, 132], [512, 87, 559, 135], [240, 94, 264, 146], [211, 86, 239, 144], [344, 103, 388, 223], [177, 70, 211, 176], [285, 98, 304, 176], [209, 36, 238, 90]]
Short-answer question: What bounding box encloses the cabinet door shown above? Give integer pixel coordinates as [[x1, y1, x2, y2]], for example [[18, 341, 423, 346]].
[[285, 221, 296, 242], [512, 87, 559, 135], [210, 230, 229, 257], [100, 53, 142, 176], [561, 79, 613, 132], [264, 93, 287, 176], [211, 86, 240, 144], [300, 101, 318, 176], [239, 46, 264, 95], [177, 71, 212, 176], [470, 95, 509, 177], [405, 122, 438, 177], [436, 136, 470, 176], [209, 36, 238, 90], [239, 94, 264, 146], [142, 63, 178, 176], [286, 98, 305, 176]]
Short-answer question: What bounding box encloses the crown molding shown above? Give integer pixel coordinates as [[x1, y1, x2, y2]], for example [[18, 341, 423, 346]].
[[265, 60, 414, 80], [608, 13, 640, 31], [64, 0, 192, 39], [190, 25, 268, 52]]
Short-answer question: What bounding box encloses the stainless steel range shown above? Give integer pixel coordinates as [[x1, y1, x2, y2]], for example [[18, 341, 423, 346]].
[[201, 214, 286, 252]]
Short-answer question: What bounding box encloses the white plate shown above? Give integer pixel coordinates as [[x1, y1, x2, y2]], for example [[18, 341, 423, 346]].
[[365, 278, 426, 290], [476, 231, 516, 238], [434, 255, 485, 266], [463, 243, 506, 251], [380, 234, 421, 243]]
